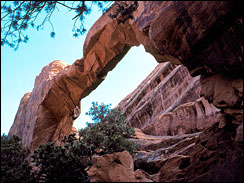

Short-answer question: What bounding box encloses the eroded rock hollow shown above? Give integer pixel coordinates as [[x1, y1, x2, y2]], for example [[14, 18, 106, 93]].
[[9, 3, 242, 181]]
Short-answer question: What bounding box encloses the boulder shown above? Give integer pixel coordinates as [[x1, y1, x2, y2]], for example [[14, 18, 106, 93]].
[[87, 151, 135, 182], [134, 169, 153, 182]]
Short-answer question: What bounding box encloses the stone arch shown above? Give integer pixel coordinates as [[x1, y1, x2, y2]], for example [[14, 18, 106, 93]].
[[9, 1, 242, 151]]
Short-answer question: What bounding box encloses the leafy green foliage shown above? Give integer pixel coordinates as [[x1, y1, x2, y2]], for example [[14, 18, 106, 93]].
[[79, 102, 140, 155], [1, 1, 113, 50], [85, 101, 112, 123], [1, 133, 92, 182], [1, 134, 33, 183], [31, 133, 92, 182]]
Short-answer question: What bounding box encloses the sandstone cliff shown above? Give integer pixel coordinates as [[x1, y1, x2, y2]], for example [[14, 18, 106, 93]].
[[118, 62, 222, 136], [118, 62, 201, 129]]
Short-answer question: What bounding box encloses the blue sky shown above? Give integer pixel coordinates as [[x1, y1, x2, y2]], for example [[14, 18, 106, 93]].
[[1, 2, 158, 135]]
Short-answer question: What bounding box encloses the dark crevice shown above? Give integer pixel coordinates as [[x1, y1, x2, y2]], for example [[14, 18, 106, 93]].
[[179, 158, 190, 169], [199, 101, 205, 114], [134, 159, 160, 174], [200, 140, 208, 147], [114, 158, 122, 165]]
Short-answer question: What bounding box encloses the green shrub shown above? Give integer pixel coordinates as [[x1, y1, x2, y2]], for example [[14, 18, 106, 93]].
[[1, 134, 33, 183], [79, 102, 140, 155], [31, 133, 92, 182]]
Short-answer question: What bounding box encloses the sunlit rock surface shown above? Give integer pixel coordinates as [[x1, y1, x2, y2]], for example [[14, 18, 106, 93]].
[[118, 62, 201, 128], [9, 60, 72, 151], [118, 62, 222, 136]]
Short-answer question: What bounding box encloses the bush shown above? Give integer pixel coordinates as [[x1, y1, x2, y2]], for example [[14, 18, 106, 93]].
[[79, 102, 140, 155], [1, 134, 33, 183], [31, 133, 92, 182]]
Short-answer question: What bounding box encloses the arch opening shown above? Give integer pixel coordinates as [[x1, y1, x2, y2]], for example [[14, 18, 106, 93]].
[[73, 45, 158, 130]]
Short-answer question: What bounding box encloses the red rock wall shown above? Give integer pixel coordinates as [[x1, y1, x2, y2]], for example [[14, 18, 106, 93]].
[[142, 97, 221, 136], [118, 62, 201, 129], [118, 62, 222, 136]]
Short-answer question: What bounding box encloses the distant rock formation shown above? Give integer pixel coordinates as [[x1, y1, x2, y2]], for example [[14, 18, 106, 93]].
[[118, 62, 222, 136], [118, 62, 201, 129], [142, 97, 222, 136]]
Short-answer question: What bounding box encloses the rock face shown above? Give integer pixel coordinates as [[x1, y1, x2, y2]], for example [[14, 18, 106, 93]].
[[87, 151, 135, 182], [118, 62, 222, 136], [130, 124, 243, 182], [130, 128, 200, 175], [9, 1, 242, 162], [118, 62, 201, 130], [200, 74, 243, 126], [134, 169, 153, 182], [134, 1, 243, 75], [179, 120, 243, 182], [142, 97, 222, 136], [9, 60, 73, 151]]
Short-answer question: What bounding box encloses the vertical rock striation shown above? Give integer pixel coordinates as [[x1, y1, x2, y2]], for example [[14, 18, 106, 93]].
[[118, 61, 222, 136], [118, 62, 201, 128]]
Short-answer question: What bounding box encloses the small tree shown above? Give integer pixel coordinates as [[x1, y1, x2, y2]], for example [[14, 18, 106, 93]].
[[31, 133, 92, 182], [85, 101, 112, 123], [79, 102, 139, 155], [1, 134, 33, 183]]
